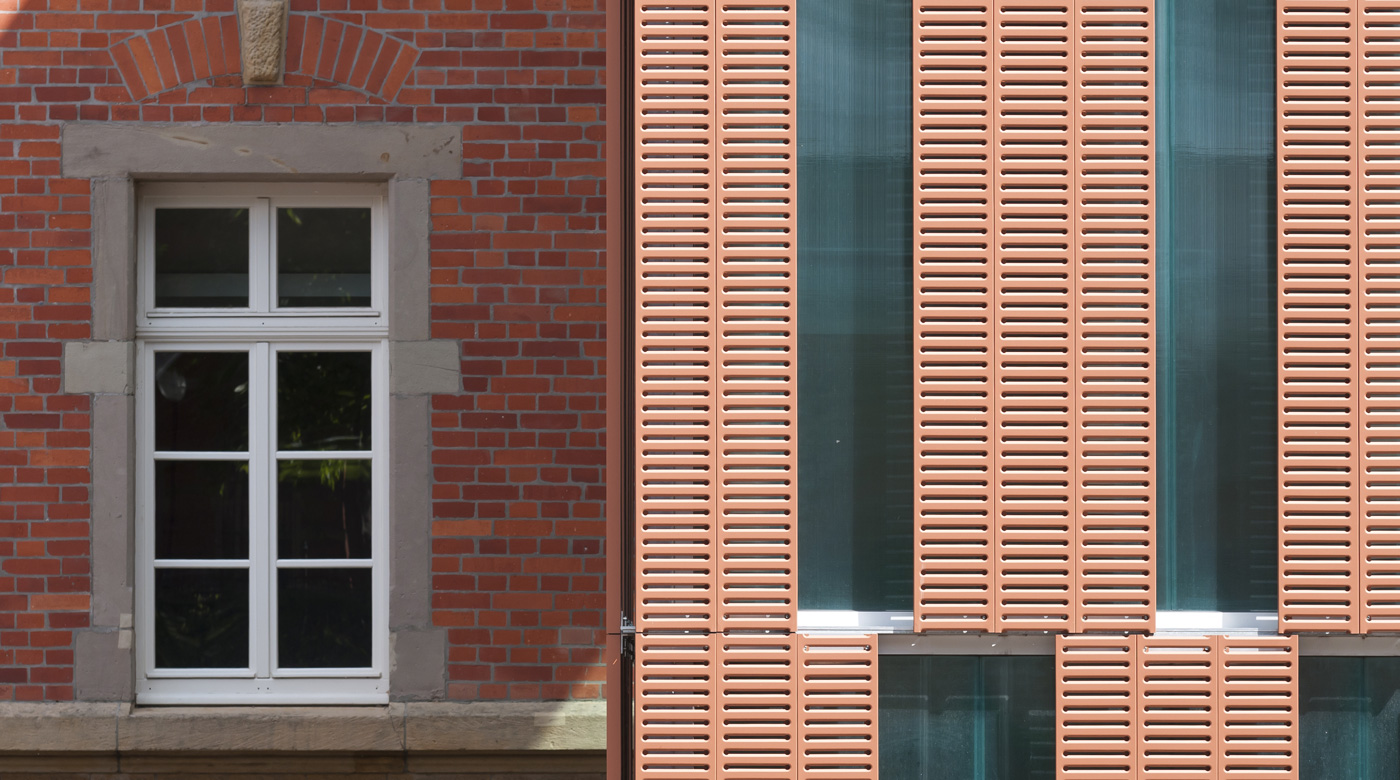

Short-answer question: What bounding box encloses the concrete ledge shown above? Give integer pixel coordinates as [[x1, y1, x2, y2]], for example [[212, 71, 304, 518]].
[[62, 123, 463, 180], [0, 700, 606, 754], [63, 341, 134, 395]]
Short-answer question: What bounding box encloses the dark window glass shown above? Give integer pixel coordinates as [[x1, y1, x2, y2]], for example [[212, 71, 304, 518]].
[[1157, 0, 1278, 611], [882, 655, 1056, 779], [1301, 656, 1400, 779], [154, 568, 249, 669], [278, 568, 372, 668], [277, 460, 371, 560], [796, 0, 914, 611], [278, 351, 372, 451], [155, 461, 249, 560], [277, 208, 372, 308], [154, 352, 249, 452], [154, 208, 250, 308]]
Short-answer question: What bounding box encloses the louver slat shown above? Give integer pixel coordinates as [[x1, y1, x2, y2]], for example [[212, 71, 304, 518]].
[[914, 2, 997, 632], [796, 635, 878, 780], [1277, 0, 1361, 633], [1057, 635, 1137, 779], [1218, 636, 1298, 778], [715, 1, 798, 633], [1360, 1, 1400, 632], [993, 1, 1078, 631], [636, 633, 718, 780], [634, 0, 720, 633], [1073, 1, 1156, 633], [718, 633, 797, 780], [1138, 636, 1217, 778]]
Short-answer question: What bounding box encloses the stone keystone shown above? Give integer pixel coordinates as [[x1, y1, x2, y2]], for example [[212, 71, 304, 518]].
[[237, 0, 289, 85]]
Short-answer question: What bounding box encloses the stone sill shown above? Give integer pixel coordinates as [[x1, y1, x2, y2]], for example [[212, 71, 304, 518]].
[[0, 701, 606, 754]]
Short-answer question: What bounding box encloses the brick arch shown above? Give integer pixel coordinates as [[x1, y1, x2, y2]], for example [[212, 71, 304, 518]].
[[109, 15, 420, 103]]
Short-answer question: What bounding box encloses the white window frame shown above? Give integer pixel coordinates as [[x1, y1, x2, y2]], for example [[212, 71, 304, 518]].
[[135, 182, 389, 704]]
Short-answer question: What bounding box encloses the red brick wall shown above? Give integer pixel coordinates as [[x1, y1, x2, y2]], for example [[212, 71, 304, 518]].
[[0, 0, 608, 702]]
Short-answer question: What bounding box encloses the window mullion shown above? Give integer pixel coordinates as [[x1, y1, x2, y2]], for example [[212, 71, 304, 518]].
[[251, 198, 273, 313], [251, 341, 273, 679]]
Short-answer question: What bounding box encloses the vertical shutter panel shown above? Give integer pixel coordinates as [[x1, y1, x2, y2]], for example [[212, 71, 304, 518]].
[[719, 633, 797, 779], [636, 633, 718, 780], [796, 635, 878, 780], [715, 1, 798, 633], [1072, 1, 1156, 633], [634, 0, 720, 633], [1277, 0, 1361, 633], [914, 2, 997, 632], [1057, 634, 1137, 779], [1138, 636, 1217, 777], [1218, 636, 1298, 779], [1360, 0, 1400, 632], [993, 1, 1078, 631]]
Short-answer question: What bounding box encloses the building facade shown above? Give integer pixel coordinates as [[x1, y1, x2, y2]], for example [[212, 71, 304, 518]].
[[0, 0, 609, 776], [612, 0, 1400, 778]]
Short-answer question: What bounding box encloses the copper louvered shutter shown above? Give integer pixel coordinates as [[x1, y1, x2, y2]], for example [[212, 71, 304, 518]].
[[1218, 636, 1299, 777], [715, 1, 798, 634], [796, 635, 878, 780], [719, 634, 797, 779], [634, 0, 720, 634], [1277, 0, 1362, 633], [636, 633, 718, 780], [1057, 635, 1137, 779], [914, 2, 997, 632], [1360, 0, 1400, 631], [1073, 2, 1156, 633], [993, 1, 1078, 632], [1138, 636, 1217, 777]]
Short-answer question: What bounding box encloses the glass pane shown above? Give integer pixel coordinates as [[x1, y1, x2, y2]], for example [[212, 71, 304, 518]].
[[154, 208, 249, 308], [278, 351, 372, 451], [1301, 657, 1400, 779], [797, 0, 914, 611], [278, 568, 372, 668], [155, 461, 248, 559], [277, 207, 372, 308], [154, 352, 249, 452], [278, 460, 371, 559], [154, 568, 249, 669], [881, 656, 1056, 779], [1157, 0, 1278, 611]]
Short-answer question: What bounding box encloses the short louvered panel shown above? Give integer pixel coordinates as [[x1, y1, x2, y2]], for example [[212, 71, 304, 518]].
[[1072, 2, 1156, 633], [796, 635, 878, 780], [1218, 636, 1298, 778], [1056, 635, 1137, 779], [636, 633, 718, 780], [913, 2, 996, 632], [718, 633, 797, 779], [1138, 637, 1216, 778], [993, 1, 1077, 631], [715, 1, 797, 633], [1277, 0, 1361, 632], [634, 1, 719, 633], [1360, 1, 1400, 632]]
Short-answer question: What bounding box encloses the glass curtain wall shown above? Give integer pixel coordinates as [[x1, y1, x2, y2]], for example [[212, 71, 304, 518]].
[[796, 0, 914, 612], [881, 656, 1056, 779], [1157, 0, 1278, 611], [1301, 657, 1400, 779]]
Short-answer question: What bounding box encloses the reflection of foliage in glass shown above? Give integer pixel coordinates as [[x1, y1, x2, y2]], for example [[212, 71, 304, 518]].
[[278, 459, 372, 560], [278, 352, 371, 451], [277, 208, 371, 307], [155, 570, 248, 669]]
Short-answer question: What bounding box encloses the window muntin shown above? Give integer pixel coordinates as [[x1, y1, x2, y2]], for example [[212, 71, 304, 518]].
[[136, 183, 388, 704], [1156, 0, 1278, 612], [796, 0, 915, 613]]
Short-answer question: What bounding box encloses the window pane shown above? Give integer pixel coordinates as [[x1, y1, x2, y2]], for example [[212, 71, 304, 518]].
[[154, 352, 249, 452], [277, 208, 372, 308], [154, 568, 249, 669], [796, 0, 914, 611], [154, 208, 249, 308], [155, 461, 248, 560], [1157, 0, 1278, 611], [881, 656, 1056, 779], [278, 568, 372, 668], [1301, 657, 1400, 779], [277, 460, 371, 560], [277, 351, 372, 451]]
